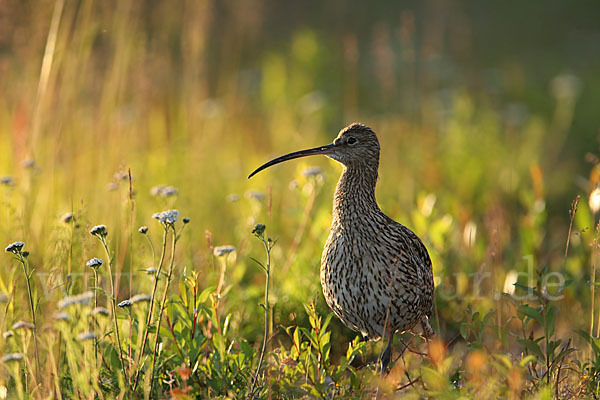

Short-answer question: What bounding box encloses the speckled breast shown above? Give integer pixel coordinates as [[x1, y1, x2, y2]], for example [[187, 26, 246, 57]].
[[319, 222, 427, 340]]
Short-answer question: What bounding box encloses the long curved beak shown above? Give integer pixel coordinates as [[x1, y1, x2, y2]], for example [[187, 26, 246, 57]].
[[248, 143, 335, 178]]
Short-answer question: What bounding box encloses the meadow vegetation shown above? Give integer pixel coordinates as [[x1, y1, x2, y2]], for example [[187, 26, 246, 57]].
[[0, 0, 599, 398]]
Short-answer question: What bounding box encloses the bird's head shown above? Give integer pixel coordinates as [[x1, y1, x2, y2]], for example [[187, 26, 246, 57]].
[[248, 123, 380, 178]]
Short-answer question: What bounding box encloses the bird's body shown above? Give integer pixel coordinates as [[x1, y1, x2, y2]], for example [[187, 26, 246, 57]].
[[249, 123, 434, 369], [321, 147, 434, 340]]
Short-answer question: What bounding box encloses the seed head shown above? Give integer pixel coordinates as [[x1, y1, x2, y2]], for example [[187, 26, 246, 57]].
[[138, 226, 149, 234], [213, 245, 236, 257], [86, 258, 104, 269], [90, 225, 107, 237], [5, 241, 25, 254], [152, 209, 179, 225]]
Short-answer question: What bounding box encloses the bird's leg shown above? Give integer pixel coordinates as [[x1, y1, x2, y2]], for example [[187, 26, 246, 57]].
[[379, 329, 394, 376]]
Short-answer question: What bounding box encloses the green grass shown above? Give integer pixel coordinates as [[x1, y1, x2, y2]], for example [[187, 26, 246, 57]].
[[1, 0, 600, 398]]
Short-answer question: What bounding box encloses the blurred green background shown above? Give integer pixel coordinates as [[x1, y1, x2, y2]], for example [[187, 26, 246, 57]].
[[0, 0, 599, 350]]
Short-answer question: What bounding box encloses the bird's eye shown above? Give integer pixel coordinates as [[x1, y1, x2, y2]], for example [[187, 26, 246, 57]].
[[347, 137, 357, 145]]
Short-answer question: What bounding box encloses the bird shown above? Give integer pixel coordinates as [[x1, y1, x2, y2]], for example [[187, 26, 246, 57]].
[[248, 123, 434, 373]]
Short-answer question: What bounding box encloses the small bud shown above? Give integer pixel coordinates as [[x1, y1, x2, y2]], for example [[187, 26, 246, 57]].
[[183, 217, 190, 224], [138, 226, 148, 234], [21, 251, 29, 258]]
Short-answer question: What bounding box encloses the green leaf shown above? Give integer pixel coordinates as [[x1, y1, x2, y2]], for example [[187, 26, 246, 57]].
[[516, 337, 544, 360], [517, 304, 543, 325], [460, 323, 469, 339]]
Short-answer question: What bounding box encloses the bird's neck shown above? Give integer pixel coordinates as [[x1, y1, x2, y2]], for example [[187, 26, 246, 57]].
[[332, 165, 380, 221]]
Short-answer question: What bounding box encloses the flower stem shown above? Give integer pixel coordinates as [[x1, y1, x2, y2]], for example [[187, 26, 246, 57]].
[[132, 226, 168, 391], [100, 237, 129, 389], [248, 231, 273, 400], [150, 226, 177, 393], [19, 253, 41, 385]]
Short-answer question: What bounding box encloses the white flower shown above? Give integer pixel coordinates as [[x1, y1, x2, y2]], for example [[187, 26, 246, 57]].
[[3, 330, 14, 339], [12, 321, 34, 330], [213, 245, 236, 257], [1, 353, 23, 363], [143, 267, 157, 275], [226, 193, 240, 203], [138, 226, 148, 234], [129, 294, 151, 304], [61, 212, 74, 223], [77, 332, 96, 341], [151, 185, 179, 197], [53, 312, 69, 321], [21, 159, 36, 169], [303, 166, 323, 177], [0, 176, 14, 186], [86, 258, 104, 268], [90, 225, 107, 237], [5, 241, 25, 254], [152, 209, 179, 225], [57, 291, 94, 309], [92, 307, 110, 316], [118, 300, 132, 308], [245, 190, 265, 201]]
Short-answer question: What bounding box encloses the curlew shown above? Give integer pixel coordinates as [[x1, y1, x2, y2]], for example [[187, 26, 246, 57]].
[[248, 123, 434, 372]]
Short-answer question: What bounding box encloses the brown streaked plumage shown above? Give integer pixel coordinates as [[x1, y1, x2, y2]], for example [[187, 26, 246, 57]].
[[248, 123, 434, 372]]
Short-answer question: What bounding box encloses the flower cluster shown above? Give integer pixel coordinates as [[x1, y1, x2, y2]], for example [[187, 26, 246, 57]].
[[151, 185, 179, 197], [89, 225, 107, 237], [213, 245, 236, 257], [152, 209, 179, 225], [60, 212, 74, 223], [118, 293, 151, 308], [86, 258, 104, 269], [77, 332, 96, 342], [57, 291, 94, 309], [5, 241, 25, 254], [12, 321, 34, 330], [1, 353, 23, 363]]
